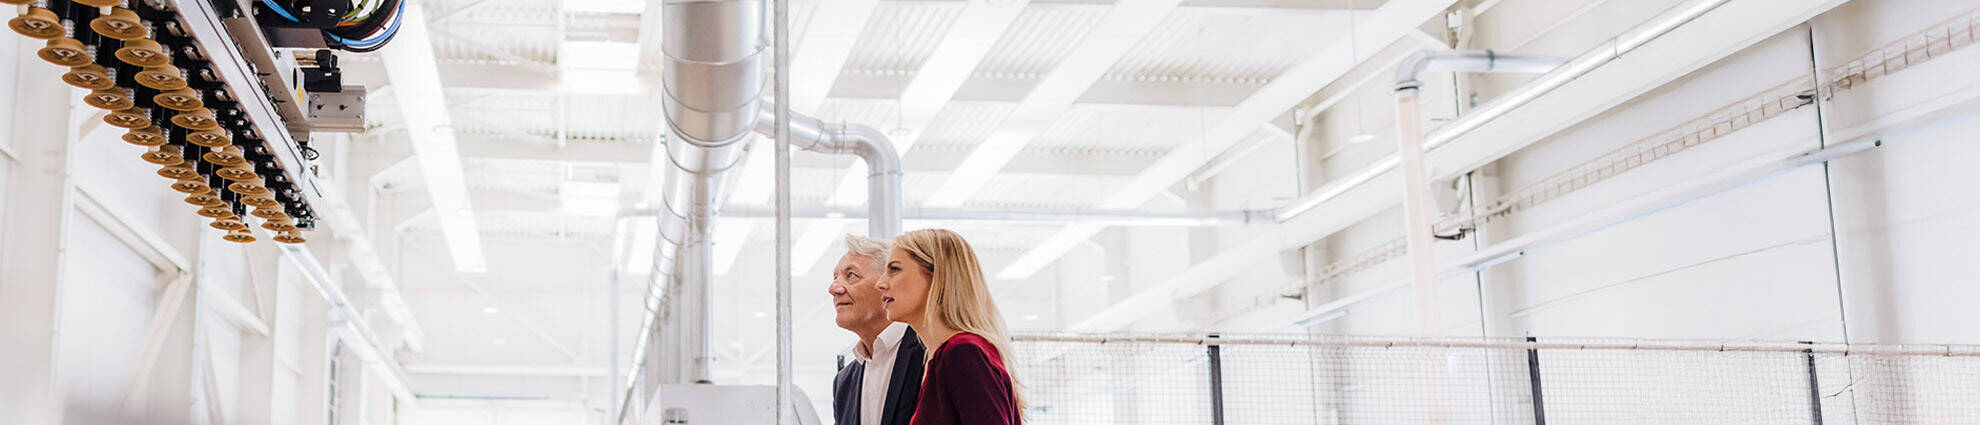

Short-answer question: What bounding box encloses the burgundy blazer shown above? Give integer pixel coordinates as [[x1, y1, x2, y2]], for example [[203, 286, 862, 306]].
[[908, 332, 1020, 425]]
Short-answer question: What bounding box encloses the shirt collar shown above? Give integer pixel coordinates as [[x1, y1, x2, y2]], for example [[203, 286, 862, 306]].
[[852, 322, 909, 362]]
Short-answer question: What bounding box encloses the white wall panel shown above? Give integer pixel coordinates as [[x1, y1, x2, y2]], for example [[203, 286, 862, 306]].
[[55, 216, 159, 408]]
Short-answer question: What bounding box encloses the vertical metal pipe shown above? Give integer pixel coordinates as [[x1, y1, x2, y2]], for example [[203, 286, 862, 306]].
[[1526, 336, 1547, 425], [606, 268, 621, 425], [1206, 337, 1226, 425], [1801, 341, 1824, 425], [772, 0, 794, 422], [1391, 87, 1442, 334]]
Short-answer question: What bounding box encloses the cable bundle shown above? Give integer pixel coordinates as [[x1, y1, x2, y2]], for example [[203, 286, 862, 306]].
[[260, 0, 402, 52]]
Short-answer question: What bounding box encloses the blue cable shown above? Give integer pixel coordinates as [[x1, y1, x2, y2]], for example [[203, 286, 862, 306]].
[[260, 0, 302, 22], [263, 0, 401, 49], [329, 4, 398, 48]]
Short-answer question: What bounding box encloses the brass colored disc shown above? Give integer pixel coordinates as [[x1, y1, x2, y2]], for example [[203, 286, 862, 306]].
[[198, 206, 235, 219], [217, 163, 259, 181], [210, 217, 247, 231], [227, 179, 269, 195], [0, 0, 33, 6], [170, 177, 211, 194], [83, 87, 133, 110], [222, 229, 256, 243], [261, 219, 298, 232], [62, 64, 113, 90], [242, 194, 280, 209], [123, 126, 166, 146], [184, 191, 223, 207], [74, 0, 121, 8], [115, 39, 171, 67], [89, 8, 146, 40], [134, 64, 186, 90], [105, 108, 151, 129], [171, 109, 220, 131], [187, 129, 230, 148], [204, 145, 248, 166], [154, 88, 204, 111], [8, 7, 62, 39], [141, 145, 184, 166], [156, 164, 197, 180], [39, 38, 92, 67], [272, 231, 306, 244], [250, 207, 288, 220]]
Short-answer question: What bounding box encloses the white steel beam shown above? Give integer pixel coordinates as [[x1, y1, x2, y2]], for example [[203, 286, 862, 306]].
[[788, 0, 882, 111], [405, 363, 611, 377], [996, 0, 1462, 280], [382, 4, 489, 273], [0, 58, 76, 423], [73, 182, 193, 274], [456, 277, 584, 362], [786, 0, 1029, 272], [280, 245, 419, 403], [119, 274, 196, 409], [1066, 0, 1847, 332], [923, 0, 1182, 208]]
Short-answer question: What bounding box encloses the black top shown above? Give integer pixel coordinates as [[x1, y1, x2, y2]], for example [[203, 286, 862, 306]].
[[832, 327, 927, 425]]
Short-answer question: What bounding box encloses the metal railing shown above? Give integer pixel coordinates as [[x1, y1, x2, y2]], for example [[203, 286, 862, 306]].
[[1011, 333, 1980, 425]]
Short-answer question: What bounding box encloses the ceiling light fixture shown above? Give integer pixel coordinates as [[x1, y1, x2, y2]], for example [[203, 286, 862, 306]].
[[558, 41, 642, 94], [483, 306, 498, 314], [381, 6, 485, 273], [562, 0, 642, 15]]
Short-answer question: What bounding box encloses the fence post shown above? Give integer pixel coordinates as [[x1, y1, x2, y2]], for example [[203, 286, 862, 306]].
[[1802, 341, 1824, 425], [1526, 336, 1547, 425], [1208, 334, 1226, 425]]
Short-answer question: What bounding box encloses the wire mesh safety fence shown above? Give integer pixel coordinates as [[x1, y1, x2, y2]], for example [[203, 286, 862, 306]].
[[1009, 334, 1980, 425]]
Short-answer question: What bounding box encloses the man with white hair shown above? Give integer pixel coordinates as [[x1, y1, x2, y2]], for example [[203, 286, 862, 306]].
[[829, 234, 924, 425]]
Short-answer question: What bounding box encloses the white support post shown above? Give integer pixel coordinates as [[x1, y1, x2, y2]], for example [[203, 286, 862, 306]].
[[1390, 87, 1443, 335], [0, 49, 77, 424]]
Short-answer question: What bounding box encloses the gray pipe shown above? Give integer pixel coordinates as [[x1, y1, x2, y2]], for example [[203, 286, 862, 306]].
[[1273, 0, 1729, 222], [1393, 50, 1567, 91], [754, 105, 903, 238], [653, 0, 765, 385]]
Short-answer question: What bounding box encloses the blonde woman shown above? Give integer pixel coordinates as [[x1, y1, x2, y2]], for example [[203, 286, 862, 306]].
[[875, 229, 1021, 425]]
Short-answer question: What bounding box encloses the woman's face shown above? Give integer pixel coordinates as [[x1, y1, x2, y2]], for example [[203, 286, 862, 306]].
[[875, 246, 930, 324]]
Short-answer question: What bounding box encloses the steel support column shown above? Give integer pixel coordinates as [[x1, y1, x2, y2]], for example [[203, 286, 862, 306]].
[[0, 50, 76, 424]]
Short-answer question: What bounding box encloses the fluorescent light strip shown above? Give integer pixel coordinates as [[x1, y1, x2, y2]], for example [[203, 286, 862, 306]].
[[922, 129, 1034, 207], [714, 140, 775, 275], [785, 0, 1027, 271], [919, 0, 1179, 208], [380, 4, 486, 272], [789, 222, 846, 276], [788, 0, 881, 111], [711, 219, 752, 275], [623, 216, 657, 275], [995, 0, 1462, 279], [898, 0, 1029, 115]]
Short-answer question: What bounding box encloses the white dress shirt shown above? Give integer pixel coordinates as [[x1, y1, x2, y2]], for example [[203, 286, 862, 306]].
[[852, 322, 909, 425]]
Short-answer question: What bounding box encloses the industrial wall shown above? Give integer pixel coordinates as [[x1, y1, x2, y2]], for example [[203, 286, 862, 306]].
[[1188, 0, 1980, 345], [0, 36, 406, 423]]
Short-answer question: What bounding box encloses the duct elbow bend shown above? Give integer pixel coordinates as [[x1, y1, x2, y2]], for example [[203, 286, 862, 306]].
[[1394, 50, 1439, 92], [827, 124, 901, 177]]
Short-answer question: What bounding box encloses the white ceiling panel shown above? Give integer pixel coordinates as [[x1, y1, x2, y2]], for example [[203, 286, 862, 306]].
[[1105, 9, 1353, 82]]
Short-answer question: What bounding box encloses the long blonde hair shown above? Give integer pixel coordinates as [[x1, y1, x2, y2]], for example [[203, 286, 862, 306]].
[[894, 228, 1024, 412]]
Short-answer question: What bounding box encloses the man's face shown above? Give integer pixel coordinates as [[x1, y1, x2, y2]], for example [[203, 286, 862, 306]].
[[827, 253, 888, 333]]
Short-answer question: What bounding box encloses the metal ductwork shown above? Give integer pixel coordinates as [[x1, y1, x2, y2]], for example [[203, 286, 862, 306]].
[[755, 104, 903, 238], [639, 0, 905, 389], [651, 0, 766, 386]]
